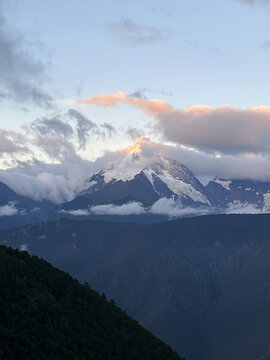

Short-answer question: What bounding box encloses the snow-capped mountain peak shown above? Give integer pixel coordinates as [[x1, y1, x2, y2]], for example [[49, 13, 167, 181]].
[[59, 154, 270, 218], [77, 155, 211, 207], [97, 156, 189, 184], [101, 154, 146, 183]]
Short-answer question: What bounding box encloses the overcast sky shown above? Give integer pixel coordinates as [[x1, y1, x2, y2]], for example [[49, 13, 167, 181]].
[[1, 0, 270, 201]]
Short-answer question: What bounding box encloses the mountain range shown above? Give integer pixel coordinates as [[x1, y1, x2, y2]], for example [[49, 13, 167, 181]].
[[3, 214, 270, 360], [60, 156, 210, 210], [1, 152, 270, 228]]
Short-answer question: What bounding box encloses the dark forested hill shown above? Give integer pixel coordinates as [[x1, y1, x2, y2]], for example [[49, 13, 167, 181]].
[[0, 246, 183, 360], [3, 214, 270, 360]]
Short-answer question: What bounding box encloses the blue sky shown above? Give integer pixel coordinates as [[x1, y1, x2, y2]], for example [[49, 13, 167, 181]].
[[2, 0, 270, 198], [3, 0, 270, 112]]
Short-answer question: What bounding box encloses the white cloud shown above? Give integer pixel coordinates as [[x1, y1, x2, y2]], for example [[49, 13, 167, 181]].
[[94, 137, 270, 182], [90, 202, 146, 216], [0, 202, 18, 216], [64, 199, 212, 218], [149, 198, 212, 218], [0, 158, 93, 204], [3, 136, 270, 205], [62, 209, 90, 216], [225, 202, 263, 214], [59, 197, 270, 219]]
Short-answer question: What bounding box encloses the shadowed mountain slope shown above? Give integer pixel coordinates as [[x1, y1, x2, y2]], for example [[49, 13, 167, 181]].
[[3, 214, 270, 359]]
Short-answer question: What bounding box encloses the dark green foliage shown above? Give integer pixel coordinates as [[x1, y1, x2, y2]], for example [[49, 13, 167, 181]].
[[0, 246, 183, 360]]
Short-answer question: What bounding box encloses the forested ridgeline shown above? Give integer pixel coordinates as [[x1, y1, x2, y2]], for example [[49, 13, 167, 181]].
[[0, 246, 184, 360]]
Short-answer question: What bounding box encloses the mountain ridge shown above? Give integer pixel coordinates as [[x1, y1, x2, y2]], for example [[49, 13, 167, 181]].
[[2, 155, 270, 228], [0, 244, 183, 360], [60, 156, 211, 213], [3, 214, 270, 360]]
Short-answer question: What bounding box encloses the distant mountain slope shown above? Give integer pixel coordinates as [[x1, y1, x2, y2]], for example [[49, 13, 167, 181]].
[[3, 214, 270, 359], [60, 154, 270, 219], [0, 181, 56, 229], [0, 245, 183, 360], [206, 178, 270, 210], [4, 155, 270, 230]]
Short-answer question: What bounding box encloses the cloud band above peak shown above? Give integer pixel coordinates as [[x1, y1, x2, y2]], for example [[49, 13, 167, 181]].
[[77, 91, 270, 155]]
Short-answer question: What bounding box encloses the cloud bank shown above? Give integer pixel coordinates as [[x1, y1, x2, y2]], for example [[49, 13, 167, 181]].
[[63, 199, 212, 218], [225, 202, 262, 214], [61, 198, 270, 219], [0, 108, 118, 203], [0, 158, 93, 204], [90, 202, 145, 216], [4, 134, 270, 204], [4, 130, 270, 204], [78, 91, 270, 156], [0, 108, 116, 162], [3, 89, 270, 203]]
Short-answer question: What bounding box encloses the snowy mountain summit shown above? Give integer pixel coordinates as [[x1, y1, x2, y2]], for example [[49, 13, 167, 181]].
[[141, 158, 210, 206], [59, 150, 270, 218], [3, 150, 270, 226], [62, 153, 211, 212]]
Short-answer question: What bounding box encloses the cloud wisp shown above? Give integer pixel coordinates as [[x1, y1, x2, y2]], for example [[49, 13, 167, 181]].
[[11, 109, 117, 162], [67, 109, 98, 149], [90, 202, 146, 216], [60, 196, 227, 219], [61, 199, 212, 218], [107, 17, 172, 45], [0, 202, 18, 217], [60, 199, 270, 218]]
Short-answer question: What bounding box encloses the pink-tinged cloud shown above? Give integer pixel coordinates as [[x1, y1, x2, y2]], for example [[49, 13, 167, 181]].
[[77, 91, 171, 116], [78, 92, 270, 155]]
